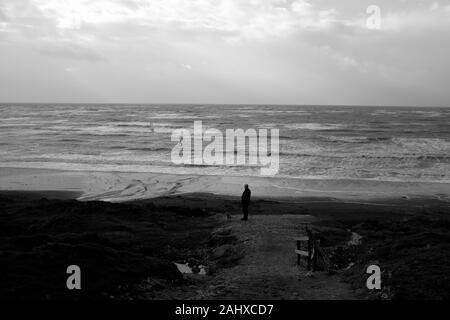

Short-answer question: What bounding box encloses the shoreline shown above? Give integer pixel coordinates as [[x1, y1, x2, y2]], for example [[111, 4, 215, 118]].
[[1, 167, 449, 203]]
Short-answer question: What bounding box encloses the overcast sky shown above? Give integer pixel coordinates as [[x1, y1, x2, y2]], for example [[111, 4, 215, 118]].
[[0, 0, 449, 106]]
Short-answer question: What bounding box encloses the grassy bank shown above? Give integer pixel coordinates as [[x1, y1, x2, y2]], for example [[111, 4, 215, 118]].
[[0, 191, 448, 300], [0, 192, 224, 299], [311, 205, 450, 300]]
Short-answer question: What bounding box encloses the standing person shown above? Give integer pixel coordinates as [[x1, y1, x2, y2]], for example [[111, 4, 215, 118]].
[[241, 184, 251, 221]]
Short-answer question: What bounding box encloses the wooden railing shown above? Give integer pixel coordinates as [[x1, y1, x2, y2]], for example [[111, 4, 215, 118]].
[[294, 225, 330, 272]]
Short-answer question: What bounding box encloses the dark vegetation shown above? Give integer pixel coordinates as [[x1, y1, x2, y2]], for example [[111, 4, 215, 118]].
[[0, 194, 223, 300], [1, 191, 448, 300], [312, 207, 450, 300]]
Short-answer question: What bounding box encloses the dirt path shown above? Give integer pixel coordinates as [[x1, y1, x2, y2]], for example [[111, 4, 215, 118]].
[[195, 215, 359, 300]]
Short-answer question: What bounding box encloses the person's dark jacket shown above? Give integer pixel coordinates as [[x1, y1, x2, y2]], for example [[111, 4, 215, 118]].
[[241, 189, 251, 207]]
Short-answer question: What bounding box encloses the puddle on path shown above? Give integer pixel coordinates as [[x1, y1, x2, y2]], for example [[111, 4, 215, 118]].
[[174, 262, 207, 275]]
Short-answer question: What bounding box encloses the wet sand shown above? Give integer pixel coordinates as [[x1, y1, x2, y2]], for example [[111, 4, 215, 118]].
[[1, 167, 449, 203]]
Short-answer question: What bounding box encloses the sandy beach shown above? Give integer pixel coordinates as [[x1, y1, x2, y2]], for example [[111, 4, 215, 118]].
[[1, 167, 449, 203]]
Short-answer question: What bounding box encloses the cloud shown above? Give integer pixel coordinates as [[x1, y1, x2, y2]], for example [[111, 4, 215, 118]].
[[0, 0, 449, 106], [382, 5, 450, 31], [0, 8, 9, 21], [1, 0, 449, 42], [34, 40, 106, 61], [180, 63, 192, 70], [0, 0, 342, 42]]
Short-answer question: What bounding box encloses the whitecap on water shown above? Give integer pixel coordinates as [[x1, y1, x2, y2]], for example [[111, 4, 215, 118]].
[[284, 123, 343, 131]]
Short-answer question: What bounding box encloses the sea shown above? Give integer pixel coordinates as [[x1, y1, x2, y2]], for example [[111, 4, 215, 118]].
[[0, 104, 449, 183]]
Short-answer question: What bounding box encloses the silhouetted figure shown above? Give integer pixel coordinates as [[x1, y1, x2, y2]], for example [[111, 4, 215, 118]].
[[241, 184, 251, 221]]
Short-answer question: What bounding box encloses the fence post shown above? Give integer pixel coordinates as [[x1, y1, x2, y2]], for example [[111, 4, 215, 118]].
[[306, 226, 313, 271]]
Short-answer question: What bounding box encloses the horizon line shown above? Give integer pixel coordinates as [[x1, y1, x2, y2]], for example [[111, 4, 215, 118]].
[[0, 102, 448, 108]]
